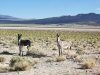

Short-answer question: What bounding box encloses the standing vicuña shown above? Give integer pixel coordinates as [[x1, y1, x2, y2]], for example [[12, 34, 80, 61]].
[[56, 33, 63, 56], [18, 34, 31, 56]]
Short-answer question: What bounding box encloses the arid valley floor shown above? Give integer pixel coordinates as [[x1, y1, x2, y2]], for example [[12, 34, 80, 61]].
[[0, 27, 100, 75]]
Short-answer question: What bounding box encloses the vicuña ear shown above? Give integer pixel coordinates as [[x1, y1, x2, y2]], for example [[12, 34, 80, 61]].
[[57, 33, 60, 37], [18, 34, 20, 36]]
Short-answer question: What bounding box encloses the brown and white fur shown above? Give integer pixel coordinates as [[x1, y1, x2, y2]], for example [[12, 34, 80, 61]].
[[18, 34, 31, 56], [56, 33, 63, 56]]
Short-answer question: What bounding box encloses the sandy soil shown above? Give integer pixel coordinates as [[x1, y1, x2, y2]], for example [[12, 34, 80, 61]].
[[0, 39, 100, 75], [0, 27, 100, 75]]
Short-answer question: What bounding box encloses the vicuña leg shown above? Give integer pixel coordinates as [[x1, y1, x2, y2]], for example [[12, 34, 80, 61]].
[[19, 46, 21, 56]]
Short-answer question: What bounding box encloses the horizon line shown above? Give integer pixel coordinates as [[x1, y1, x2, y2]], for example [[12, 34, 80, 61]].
[[0, 12, 99, 19]]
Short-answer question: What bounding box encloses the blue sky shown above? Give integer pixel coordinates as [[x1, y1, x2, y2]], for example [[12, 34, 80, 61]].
[[0, 0, 100, 19]]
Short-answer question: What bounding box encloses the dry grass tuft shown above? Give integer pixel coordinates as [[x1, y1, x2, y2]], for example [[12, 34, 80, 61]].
[[56, 56, 66, 62], [81, 59, 96, 69], [52, 47, 57, 51], [46, 58, 56, 62], [0, 57, 5, 62], [9, 57, 33, 71], [0, 67, 8, 73], [0, 63, 9, 73], [74, 55, 83, 62], [76, 48, 85, 55]]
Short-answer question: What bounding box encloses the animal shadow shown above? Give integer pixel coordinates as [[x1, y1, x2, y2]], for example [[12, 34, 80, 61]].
[[0, 51, 16, 55]]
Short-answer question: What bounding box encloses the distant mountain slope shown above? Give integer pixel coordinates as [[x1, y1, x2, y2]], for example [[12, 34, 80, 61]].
[[0, 15, 22, 20], [0, 13, 100, 25]]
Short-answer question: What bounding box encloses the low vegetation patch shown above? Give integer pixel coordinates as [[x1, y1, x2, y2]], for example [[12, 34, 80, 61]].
[[46, 58, 56, 62], [74, 55, 83, 62], [81, 59, 96, 69], [0, 57, 5, 62], [52, 47, 57, 51], [0, 67, 8, 73], [76, 48, 85, 55], [0, 63, 9, 73], [9, 57, 33, 71], [56, 56, 66, 62]]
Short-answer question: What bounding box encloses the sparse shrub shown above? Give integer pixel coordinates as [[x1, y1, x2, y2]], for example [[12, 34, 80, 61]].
[[13, 61, 32, 71], [74, 55, 83, 62], [0, 63, 9, 73], [56, 56, 66, 62], [81, 59, 96, 69], [0, 57, 5, 62], [76, 48, 85, 55], [32, 60, 38, 65], [46, 59, 53, 62], [66, 53, 78, 59], [46, 58, 55, 62], [0, 67, 8, 73], [10, 57, 33, 71], [52, 47, 57, 51]]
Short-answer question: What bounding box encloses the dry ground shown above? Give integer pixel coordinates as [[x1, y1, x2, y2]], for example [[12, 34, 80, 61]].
[[0, 27, 100, 32], [0, 27, 100, 75]]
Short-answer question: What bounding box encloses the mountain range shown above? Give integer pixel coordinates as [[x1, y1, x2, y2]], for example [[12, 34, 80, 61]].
[[0, 13, 100, 25]]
